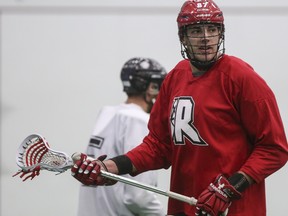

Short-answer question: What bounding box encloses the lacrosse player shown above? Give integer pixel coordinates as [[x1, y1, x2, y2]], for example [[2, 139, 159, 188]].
[[76, 57, 167, 216], [72, 1, 288, 215]]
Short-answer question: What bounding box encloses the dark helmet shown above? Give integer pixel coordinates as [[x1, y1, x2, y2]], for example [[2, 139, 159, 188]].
[[120, 57, 167, 94], [177, 0, 225, 70]]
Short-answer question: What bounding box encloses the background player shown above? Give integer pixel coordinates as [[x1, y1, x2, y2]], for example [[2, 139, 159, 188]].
[[76, 57, 167, 216], [72, 1, 288, 215]]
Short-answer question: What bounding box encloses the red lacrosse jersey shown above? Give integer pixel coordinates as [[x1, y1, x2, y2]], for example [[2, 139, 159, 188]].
[[126, 55, 288, 216]]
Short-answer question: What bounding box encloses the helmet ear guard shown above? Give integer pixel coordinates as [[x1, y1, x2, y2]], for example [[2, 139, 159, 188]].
[[130, 74, 149, 93]]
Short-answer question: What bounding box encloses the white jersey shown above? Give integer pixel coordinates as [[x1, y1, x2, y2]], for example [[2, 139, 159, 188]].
[[77, 103, 165, 216]]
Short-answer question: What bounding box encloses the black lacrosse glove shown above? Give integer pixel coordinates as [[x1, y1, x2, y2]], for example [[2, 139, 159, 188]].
[[71, 153, 116, 186], [195, 174, 242, 216]]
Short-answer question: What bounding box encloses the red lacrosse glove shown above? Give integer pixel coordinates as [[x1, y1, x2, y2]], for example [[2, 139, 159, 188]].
[[195, 174, 242, 216], [71, 153, 116, 186]]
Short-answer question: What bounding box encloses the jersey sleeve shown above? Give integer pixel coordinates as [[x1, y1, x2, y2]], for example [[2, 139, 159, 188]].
[[239, 92, 288, 182], [232, 64, 288, 183]]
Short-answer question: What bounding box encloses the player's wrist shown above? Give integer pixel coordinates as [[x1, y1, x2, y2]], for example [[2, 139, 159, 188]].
[[228, 172, 250, 193], [110, 155, 133, 175], [101, 159, 119, 174]]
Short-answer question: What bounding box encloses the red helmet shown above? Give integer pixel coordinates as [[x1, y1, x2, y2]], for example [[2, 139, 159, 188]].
[[177, 0, 225, 70], [177, 0, 224, 28]]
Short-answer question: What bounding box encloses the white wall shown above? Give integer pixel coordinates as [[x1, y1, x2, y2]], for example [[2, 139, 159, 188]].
[[1, 1, 287, 216]]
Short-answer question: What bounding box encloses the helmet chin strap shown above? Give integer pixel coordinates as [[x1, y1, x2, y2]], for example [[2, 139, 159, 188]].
[[192, 55, 221, 71], [181, 43, 225, 72], [191, 59, 217, 71], [181, 43, 218, 71]]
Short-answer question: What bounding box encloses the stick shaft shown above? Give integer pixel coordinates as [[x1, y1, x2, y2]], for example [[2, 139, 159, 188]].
[[100, 170, 197, 206], [73, 153, 197, 206]]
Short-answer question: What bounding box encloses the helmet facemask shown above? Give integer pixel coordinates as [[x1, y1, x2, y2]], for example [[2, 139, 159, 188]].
[[180, 23, 225, 71]]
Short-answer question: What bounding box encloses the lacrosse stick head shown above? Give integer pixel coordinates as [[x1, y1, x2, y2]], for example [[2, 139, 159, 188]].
[[14, 134, 73, 181]]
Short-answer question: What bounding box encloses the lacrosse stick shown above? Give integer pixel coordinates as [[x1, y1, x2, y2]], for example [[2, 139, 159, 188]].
[[13, 133, 197, 206], [13, 134, 73, 180]]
